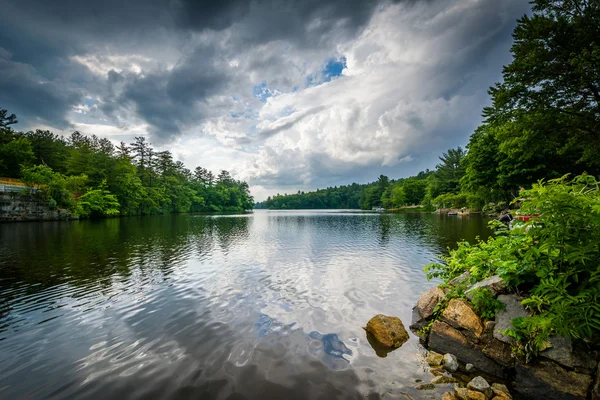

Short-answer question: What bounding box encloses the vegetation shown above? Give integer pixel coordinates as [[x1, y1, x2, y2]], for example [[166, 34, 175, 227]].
[[0, 117, 253, 217], [469, 288, 506, 320], [258, 1, 600, 211], [426, 175, 600, 360]]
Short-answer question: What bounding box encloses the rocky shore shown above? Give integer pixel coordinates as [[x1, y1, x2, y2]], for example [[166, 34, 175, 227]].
[[409, 275, 600, 400]]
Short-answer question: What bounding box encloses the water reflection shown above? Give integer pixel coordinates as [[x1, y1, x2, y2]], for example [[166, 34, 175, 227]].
[[0, 211, 491, 399]]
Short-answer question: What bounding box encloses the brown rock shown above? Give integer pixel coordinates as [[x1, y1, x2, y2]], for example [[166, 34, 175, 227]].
[[467, 376, 493, 399], [514, 360, 593, 400], [365, 314, 409, 348], [443, 392, 459, 400], [416, 286, 446, 319], [491, 383, 511, 399], [454, 387, 469, 400], [432, 375, 459, 384], [441, 299, 483, 338], [491, 392, 511, 400], [481, 336, 513, 367], [415, 383, 435, 390], [430, 366, 446, 376], [484, 321, 495, 333], [426, 351, 444, 366], [467, 390, 487, 400], [428, 320, 507, 378]]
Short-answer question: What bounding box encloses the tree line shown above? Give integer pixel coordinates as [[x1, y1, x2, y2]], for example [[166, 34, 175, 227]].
[[256, 0, 600, 211], [0, 113, 253, 217]]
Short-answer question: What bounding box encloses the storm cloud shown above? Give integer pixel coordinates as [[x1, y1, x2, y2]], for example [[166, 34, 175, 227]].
[[0, 0, 531, 199]]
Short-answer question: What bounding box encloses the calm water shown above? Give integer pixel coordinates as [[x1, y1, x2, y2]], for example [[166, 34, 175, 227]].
[[0, 210, 492, 400]]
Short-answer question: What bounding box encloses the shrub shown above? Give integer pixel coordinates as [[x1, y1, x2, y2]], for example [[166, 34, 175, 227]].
[[425, 175, 600, 358], [470, 288, 506, 320]]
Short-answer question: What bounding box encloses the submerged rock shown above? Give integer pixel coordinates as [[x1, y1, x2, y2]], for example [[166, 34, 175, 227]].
[[433, 375, 458, 384], [493, 295, 529, 343], [514, 360, 593, 400], [365, 314, 409, 348]]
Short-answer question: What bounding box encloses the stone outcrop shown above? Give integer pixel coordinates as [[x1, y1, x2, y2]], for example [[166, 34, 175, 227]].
[[365, 314, 409, 348], [514, 360, 593, 399], [411, 284, 600, 400], [0, 193, 76, 222]]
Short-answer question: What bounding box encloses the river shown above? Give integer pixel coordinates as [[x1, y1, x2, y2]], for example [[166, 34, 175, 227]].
[[0, 210, 492, 399]]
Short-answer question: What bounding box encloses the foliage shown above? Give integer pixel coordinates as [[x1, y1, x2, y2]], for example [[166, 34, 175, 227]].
[[470, 288, 506, 320], [4, 117, 253, 218], [426, 175, 600, 359], [78, 180, 121, 217]]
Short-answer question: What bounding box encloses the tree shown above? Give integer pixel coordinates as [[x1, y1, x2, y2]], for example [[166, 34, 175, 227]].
[[0, 109, 18, 128], [484, 0, 600, 171]]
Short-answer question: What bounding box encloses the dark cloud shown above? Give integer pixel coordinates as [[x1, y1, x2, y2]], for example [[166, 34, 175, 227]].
[[0, 49, 81, 129]]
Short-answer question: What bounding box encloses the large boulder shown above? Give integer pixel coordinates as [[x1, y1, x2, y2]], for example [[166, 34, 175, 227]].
[[365, 314, 409, 348], [493, 295, 529, 343], [428, 320, 507, 378], [514, 360, 593, 400], [441, 298, 484, 339], [481, 334, 514, 367], [465, 275, 506, 299], [540, 336, 598, 374]]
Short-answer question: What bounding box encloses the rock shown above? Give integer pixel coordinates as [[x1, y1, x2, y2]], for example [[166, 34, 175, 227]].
[[443, 392, 459, 400], [592, 363, 600, 400], [514, 360, 593, 400], [491, 384, 512, 400], [428, 321, 507, 378], [493, 295, 529, 343], [481, 335, 513, 367], [416, 286, 446, 320], [454, 387, 469, 400], [467, 376, 492, 399], [430, 366, 446, 376], [433, 375, 458, 384], [441, 299, 484, 339], [426, 351, 444, 366], [465, 275, 506, 299], [484, 321, 495, 333], [467, 390, 487, 400], [365, 314, 409, 348], [443, 353, 459, 372], [541, 336, 598, 373], [465, 363, 474, 372], [415, 383, 435, 390], [449, 271, 471, 287]]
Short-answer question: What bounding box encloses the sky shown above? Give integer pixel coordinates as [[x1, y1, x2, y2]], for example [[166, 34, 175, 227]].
[[0, 0, 531, 201]]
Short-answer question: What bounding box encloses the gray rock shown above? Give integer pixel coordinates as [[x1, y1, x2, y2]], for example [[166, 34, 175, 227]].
[[448, 271, 471, 287], [541, 336, 598, 373], [443, 353, 459, 372], [465, 363, 474, 372], [467, 376, 492, 399], [465, 275, 506, 299], [493, 295, 529, 343], [514, 361, 593, 400]]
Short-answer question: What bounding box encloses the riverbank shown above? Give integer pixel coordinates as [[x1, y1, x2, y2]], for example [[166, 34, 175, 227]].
[[406, 176, 600, 399]]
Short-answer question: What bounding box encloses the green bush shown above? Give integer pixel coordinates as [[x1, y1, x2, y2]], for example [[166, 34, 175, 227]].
[[425, 175, 600, 358], [470, 288, 506, 320]]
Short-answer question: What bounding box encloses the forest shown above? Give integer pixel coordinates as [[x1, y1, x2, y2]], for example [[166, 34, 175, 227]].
[[256, 0, 600, 211], [0, 112, 254, 217]]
